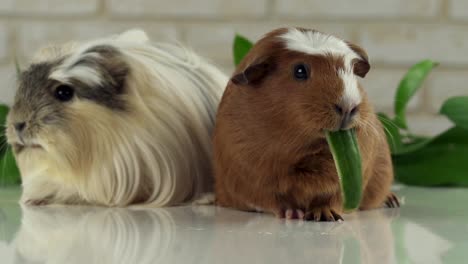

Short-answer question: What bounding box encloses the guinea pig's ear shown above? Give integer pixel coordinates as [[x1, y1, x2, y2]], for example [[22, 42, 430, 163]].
[[116, 29, 150, 44], [347, 42, 370, 78], [231, 56, 274, 86]]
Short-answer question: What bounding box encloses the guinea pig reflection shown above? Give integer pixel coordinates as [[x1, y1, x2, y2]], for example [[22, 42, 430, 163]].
[[12, 206, 397, 264], [207, 209, 397, 264], [13, 206, 209, 264]]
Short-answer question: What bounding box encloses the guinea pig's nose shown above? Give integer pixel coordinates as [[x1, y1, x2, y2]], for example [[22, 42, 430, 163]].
[[334, 104, 358, 117], [334, 104, 359, 129], [14, 122, 26, 133]]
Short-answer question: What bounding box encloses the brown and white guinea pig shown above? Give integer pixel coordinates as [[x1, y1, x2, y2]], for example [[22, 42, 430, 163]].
[[213, 27, 399, 221], [6, 29, 228, 207]]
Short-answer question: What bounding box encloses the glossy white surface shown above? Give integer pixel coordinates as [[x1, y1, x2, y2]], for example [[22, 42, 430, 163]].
[[0, 186, 467, 264]]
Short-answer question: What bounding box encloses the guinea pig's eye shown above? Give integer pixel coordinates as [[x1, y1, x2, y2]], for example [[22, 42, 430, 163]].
[[54, 85, 75, 102], [293, 64, 309, 81]]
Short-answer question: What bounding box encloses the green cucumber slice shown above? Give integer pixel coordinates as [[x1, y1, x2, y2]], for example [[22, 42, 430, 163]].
[[326, 129, 363, 211]]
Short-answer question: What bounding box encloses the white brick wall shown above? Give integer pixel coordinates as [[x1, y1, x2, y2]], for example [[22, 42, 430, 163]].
[[17, 21, 180, 58], [407, 115, 453, 136], [0, 0, 466, 134], [428, 69, 468, 111], [108, 0, 268, 18], [0, 23, 8, 61], [0, 0, 98, 15], [186, 23, 351, 69], [359, 24, 468, 66], [274, 0, 441, 18], [361, 68, 422, 113], [0, 63, 16, 104], [449, 0, 468, 21]]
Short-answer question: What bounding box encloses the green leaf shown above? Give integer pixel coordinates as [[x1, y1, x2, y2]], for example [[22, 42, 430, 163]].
[[395, 137, 433, 155], [378, 112, 436, 155], [0, 134, 5, 157], [394, 60, 437, 129], [440, 96, 468, 130], [0, 104, 20, 186], [233, 34, 253, 66], [394, 126, 468, 186], [0, 104, 8, 127], [0, 147, 21, 186]]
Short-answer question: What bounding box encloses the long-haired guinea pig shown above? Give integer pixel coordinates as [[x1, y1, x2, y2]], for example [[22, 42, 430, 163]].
[[6, 29, 228, 207], [213, 27, 399, 221]]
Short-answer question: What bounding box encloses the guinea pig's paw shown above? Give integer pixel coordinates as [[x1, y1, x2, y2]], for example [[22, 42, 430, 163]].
[[274, 208, 306, 220], [304, 207, 343, 222], [23, 198, 50, 206], [384, 193, 400, 208], [192, 193, 216, 205]]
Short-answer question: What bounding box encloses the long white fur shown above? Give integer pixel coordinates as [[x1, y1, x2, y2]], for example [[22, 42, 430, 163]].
[[17, 29, 227, 206], [280, 28, 362, 108]]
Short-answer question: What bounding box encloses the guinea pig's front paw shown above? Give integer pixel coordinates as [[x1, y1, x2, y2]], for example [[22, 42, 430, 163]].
[[384, 192, 400, 208], [23, 199, 50, 206], [304, 207, 343, 222], [274, 208, 306, 220]]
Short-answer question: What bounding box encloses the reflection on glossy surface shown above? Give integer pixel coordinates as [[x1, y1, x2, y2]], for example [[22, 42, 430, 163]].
[[0, 186, 467, 264]]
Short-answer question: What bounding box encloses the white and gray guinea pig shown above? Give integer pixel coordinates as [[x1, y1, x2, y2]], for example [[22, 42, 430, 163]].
[[6, 29, 228, 207]]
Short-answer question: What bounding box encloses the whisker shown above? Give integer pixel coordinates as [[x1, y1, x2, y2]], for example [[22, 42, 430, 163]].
[[381, 125, 397, 149], [361, 119, 390, 148], [369, 121, 381, 140], [377, 116, 401, 132], [0, 141, 6, 151]]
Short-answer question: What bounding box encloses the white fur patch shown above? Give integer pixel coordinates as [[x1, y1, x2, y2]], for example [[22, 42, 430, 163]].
[[49, 48, 104, 87], [338, 69, 361, 107], [192, 193, 215, 205], [280, 28, 363, 106], [50, 64, 103, 87]]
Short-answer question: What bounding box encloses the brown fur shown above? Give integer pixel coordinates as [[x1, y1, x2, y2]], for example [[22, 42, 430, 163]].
[[213, 28, 395, 221]]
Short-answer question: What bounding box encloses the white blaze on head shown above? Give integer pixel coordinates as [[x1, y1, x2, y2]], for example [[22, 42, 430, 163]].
[[279, 28, 363, 107]]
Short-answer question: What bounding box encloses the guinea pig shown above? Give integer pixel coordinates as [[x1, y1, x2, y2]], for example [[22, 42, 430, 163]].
[[213, 27, 399, 221], [6, 29, 228, 207]]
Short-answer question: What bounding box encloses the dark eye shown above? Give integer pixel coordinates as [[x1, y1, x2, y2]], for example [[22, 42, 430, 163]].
[[54, 85, 74, 102], [293, 64, 309, 81]]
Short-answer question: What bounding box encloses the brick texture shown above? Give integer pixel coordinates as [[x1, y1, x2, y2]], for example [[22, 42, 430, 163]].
[[17, 22, 180, 58], [186, 23, 351, 68], [407, 114, 453, 136], [108, 0, 268, 18], [0, 0, 98, 15], [274, 0, 441, 18], [361, 68, 421, 113], [0, 63, 16, 104], [359, 24, 468, 66], [0, 24, 8, 61], [0, 0, 466, 133], [427, 70, 468, 111], [449, 0, 468, 20]]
